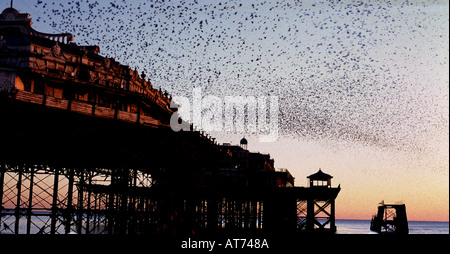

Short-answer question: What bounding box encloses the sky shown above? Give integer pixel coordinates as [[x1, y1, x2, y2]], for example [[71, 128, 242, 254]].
[[6, 0, 449, 222]]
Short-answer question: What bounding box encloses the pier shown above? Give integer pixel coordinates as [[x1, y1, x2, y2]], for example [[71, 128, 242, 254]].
[[370, 202, 409, 234], [0, 7, 340, 235]]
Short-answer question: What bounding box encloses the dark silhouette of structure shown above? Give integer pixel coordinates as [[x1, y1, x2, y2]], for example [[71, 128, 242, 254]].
[[370, 202, 408, 234], [0, 8, 340, 235], [239, 137, 248, 150], [303, 169, 338, 232], [308, 169, 333, 187]]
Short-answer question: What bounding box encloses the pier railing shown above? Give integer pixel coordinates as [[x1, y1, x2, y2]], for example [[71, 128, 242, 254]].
[[30, 27, 74, 44]]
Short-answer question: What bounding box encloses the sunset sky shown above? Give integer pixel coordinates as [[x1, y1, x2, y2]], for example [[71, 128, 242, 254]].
[[9, 0, 449, 221]]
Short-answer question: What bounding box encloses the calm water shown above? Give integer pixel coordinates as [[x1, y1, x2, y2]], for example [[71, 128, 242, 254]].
[[336, 219, 449, 234]]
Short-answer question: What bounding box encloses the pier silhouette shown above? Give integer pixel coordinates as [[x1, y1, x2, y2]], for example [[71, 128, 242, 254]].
[[0, 7, 339, 235]]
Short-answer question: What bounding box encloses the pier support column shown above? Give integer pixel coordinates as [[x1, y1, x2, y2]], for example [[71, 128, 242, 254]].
[[50, 166, 59, 234], [14, 165, 22, 234], [65, 168, 74, 234], [207, 198, 218, 232], [306, 199, 315, 232], [77, 172, 84, 234], [26, 167, 35, 234], [0, 163, 5, 229], [330, 199, 336, 233]]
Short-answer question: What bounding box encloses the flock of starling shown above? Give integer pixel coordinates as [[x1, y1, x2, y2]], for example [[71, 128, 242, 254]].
[[16, 0, 448, 152]]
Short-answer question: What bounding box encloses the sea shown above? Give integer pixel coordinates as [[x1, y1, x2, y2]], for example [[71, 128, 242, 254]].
[[0, 215, 448, 234], [335, 219, 449, 234]]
